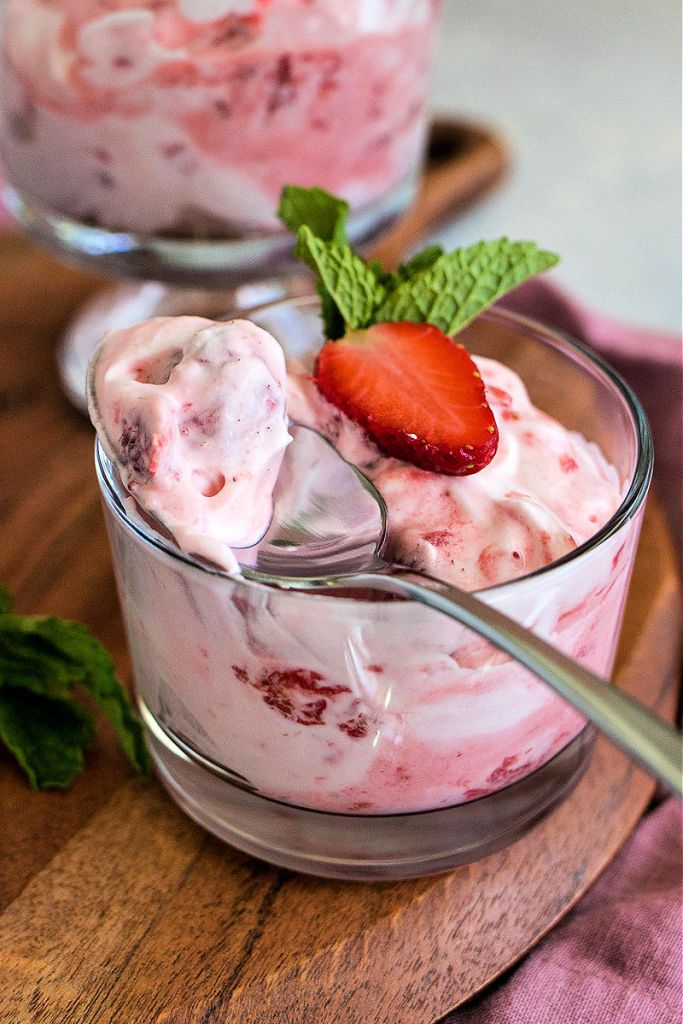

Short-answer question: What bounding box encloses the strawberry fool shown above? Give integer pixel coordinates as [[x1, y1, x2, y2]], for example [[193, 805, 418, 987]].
[[93, 315, 635, 814], [0, 0, 438, 235]]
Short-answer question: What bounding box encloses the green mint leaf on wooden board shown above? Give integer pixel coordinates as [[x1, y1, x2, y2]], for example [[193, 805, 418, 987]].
[[0, 590, 149, 789], [295, 225, 386, 339], [376, 239, 560, 335], [278, 186, 559, 339], [0, 689, 94, 789], [278, 185, 349, 245]]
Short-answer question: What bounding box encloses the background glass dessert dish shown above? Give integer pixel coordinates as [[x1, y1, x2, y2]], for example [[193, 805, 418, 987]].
[[0, 0, 440, 405], [94, 300, 652, 880]]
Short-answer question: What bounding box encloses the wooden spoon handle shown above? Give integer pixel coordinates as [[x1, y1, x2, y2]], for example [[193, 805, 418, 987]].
[[369, 118, 510, 269]]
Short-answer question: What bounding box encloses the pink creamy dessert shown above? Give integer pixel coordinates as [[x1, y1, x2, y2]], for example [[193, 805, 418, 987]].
[[0, 0, 438, 234], [288, 357, 621, 591], [92, 315, 633, 814]]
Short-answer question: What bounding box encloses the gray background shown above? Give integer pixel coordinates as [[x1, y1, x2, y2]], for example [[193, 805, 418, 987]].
[[430, 1, 681, 332]]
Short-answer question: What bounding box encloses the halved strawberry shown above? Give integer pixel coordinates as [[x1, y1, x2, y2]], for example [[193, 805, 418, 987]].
[[314, 321, 498, 475]]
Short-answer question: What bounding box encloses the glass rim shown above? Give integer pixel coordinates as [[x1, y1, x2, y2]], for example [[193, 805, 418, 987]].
[[95, 301, 653, 602]]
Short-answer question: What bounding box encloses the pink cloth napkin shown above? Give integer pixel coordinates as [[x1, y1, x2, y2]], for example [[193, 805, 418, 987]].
[[0, 169, 11, 228], [448, 799, 682, 1024], [443, 281, 682, 1024]]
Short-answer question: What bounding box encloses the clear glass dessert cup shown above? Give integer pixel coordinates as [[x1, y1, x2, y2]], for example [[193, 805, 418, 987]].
[[95, 301, 652, 880], [0, 0, 440, 407]]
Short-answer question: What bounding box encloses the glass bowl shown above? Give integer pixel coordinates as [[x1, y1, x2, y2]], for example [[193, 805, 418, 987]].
[[94, 301, 652, 879], [0, 0, 440, 283]]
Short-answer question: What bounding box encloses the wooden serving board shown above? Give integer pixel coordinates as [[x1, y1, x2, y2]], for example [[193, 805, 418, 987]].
[[0, 122, 680, 1023]]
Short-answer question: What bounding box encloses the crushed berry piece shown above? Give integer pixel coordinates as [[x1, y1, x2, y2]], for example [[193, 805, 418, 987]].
[[297, 699, 327, 726], [464, 787, 491, 801], [248, 667, 349, 726], [262, 686, 295, 720], [119, 417, 150, 476], [488, 755, 517, 782], [423, 529, 451, 548], [488, 755, 534, 785], [260, 668, 348, 698], [268, 55, 297, 114], [338, 713, 368, 739]]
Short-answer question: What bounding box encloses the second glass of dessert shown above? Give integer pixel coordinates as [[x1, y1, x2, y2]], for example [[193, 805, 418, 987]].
[[0, 0, 440, 279]]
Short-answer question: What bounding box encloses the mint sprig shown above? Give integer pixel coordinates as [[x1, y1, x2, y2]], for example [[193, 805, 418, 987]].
[[295, 226, 386, 338], [278, 184, 349, 245], [376, 239, 559, 335], [278, 185, 559, 338], [0, 585, 149, 789]]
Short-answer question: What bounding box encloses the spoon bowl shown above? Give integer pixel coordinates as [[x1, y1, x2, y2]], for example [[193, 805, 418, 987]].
[[238, 426, 387, 578]]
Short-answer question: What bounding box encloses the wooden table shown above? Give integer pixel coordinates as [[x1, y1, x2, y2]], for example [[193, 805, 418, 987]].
[[0, 234, 679, 1024]]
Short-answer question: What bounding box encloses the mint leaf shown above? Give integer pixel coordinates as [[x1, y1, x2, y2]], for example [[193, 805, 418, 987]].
[[278, 186, 349, 245], [296, 226, 386, 339], [0, 597, 149, 788], [0, 687, 94, 789], [68, 627, 150, 778], [376, 238, 559, 335], [384, 244, 445, 290], [316, 282, 346, 345], [0, 617, 92, 696]]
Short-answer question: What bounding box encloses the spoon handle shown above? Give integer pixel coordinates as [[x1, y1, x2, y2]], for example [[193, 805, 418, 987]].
[[348, 570, 683, 796]]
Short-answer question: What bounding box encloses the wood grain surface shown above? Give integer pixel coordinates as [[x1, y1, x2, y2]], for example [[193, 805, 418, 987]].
[[0, 128, 680, 1022]]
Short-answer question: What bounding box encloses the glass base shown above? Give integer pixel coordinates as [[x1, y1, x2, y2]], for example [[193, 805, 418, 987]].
[[141, 699, 595, 881]]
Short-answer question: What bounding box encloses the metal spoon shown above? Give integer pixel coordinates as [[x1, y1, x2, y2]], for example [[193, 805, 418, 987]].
[[239, 426, 683, 796]]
